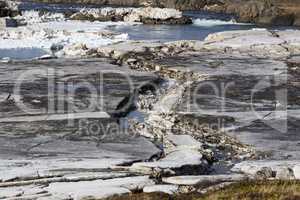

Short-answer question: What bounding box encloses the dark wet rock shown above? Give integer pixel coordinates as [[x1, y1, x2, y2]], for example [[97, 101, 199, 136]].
[[255, 167, 274, 180], [294, 16, 300, 26], [0, 1, 20, 17], [69, 7, 127, 22], [208, 0, 300, 26], [224, 0, 294, 26], [140, 16, 192, 25], [231, 117, 300, 160], [70, 9, 125, 22], [129, 149, 209, 176], [0, 1, 6, 8], [204, 0, 298, 26]]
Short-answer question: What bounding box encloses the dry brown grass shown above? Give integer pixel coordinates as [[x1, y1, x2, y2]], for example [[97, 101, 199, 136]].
[[201, 180, 300, 200], [102, 180, 300, 200]]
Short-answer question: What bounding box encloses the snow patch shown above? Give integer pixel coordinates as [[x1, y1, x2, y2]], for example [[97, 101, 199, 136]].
[[193, 18, 246, 27], [0, 21, 131, 59], [16, 10, 66, 24]]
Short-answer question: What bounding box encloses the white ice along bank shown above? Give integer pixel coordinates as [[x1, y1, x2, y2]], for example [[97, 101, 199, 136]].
[[0, 18, 132, 60], [70, 7, 183, 22]]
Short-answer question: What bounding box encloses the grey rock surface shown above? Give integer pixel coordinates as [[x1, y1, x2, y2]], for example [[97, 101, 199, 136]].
[[0, 58, 161, 198], [162, 174, 247, 186]]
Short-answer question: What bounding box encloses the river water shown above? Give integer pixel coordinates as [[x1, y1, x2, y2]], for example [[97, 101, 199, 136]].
[[109, 11, 256, 41]]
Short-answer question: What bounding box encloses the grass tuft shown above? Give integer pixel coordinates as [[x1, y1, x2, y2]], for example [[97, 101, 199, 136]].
[[101, 180, 300, 200]]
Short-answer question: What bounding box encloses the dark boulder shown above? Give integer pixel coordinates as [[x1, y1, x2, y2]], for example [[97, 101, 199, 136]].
[[0, 1, 6, 8], [0, 1, 20, 17], [225, 0, 295, 26], [70, 12, 125, 22], [140, 16, 192, 24]]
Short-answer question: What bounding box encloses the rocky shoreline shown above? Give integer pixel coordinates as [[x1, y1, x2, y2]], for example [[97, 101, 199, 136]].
[[204, 0, 299, 26], [1, 27, 300, 198], [29, 0, 300, 26], [0, 2, 192, 26], [0, 2, 300, 200]]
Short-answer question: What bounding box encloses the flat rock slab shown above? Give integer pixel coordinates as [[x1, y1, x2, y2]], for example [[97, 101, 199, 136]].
[[0, 176, 154, 199], [0, 58, 160, 117], [152, 51, 287, 76], [159, 50, 300, 160], [99, 40, 163, 58], [0, 135, 160, 182], [201, 29, 300, 58], [47, 181, 130, 200], [143, 184, 179, 194], [45, 176, 154, 199], [162, 174, 247, 186], [167, 134, 202, 150], [130, 149, 207, 175], [0, 58, 161, 198]]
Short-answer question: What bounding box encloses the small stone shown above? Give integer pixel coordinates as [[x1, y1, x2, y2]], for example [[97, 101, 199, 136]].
[[275, 167, 295, 180], [50, 44, 64, 52], [293, 165, 300, 179], [1, 57, 11, 63], [155, 65, 161, 71], [0, 1, 6, 8], [255, 167, 274, 180]]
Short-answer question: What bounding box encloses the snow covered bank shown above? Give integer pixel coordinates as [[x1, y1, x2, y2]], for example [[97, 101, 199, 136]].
[[0, 24, 129, 59], [0, 18, 133, 59]]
